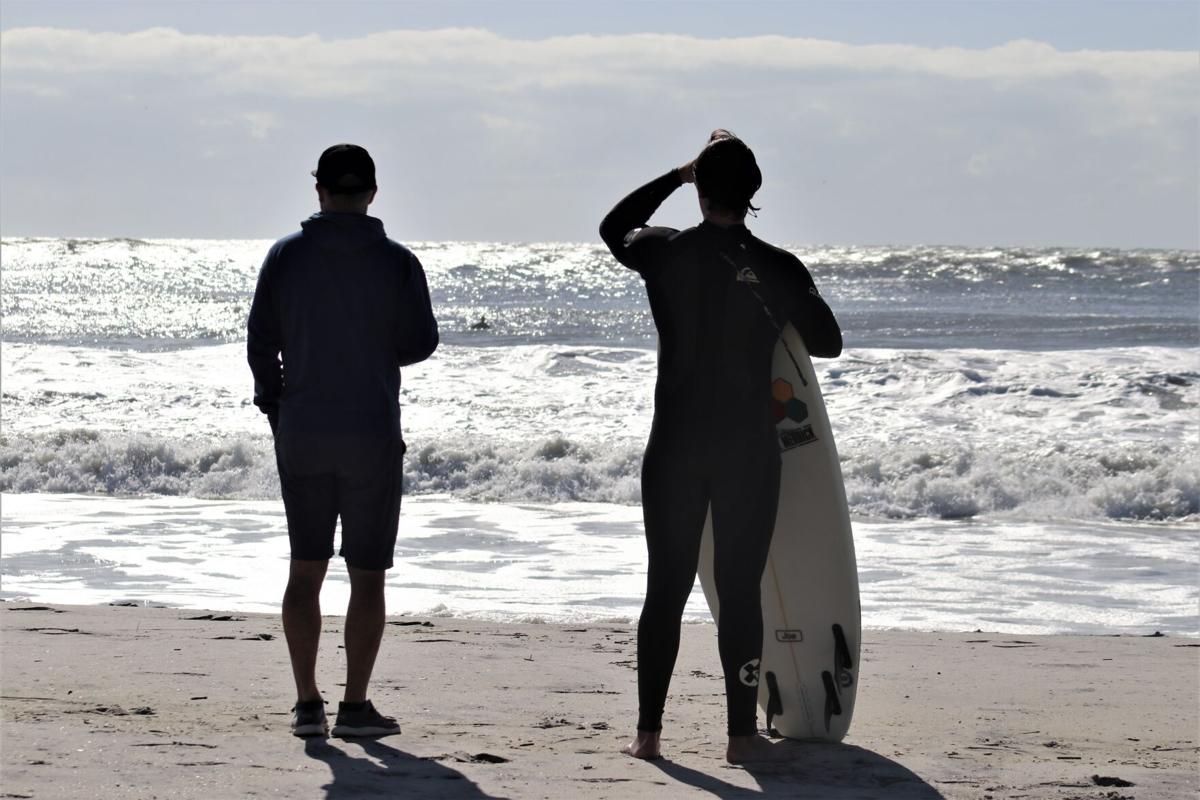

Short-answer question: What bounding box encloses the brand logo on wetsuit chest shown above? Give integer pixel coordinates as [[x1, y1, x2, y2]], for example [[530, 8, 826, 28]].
[[735, 266, 761, 284]]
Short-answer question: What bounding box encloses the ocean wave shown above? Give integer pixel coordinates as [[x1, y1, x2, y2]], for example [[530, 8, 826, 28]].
[[406, 436, 643, 503], [2, 430, 1195, 522], [3, 238, 1196, 349], [802, 244, 1199, 282], [0, 430, 280, 499], [842, 441, 1199, 521]]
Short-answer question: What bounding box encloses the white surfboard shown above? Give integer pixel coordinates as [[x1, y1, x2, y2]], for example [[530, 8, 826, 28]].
[[697, 322, 860, 741]]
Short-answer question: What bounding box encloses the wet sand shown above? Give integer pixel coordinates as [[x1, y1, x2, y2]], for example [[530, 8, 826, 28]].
[[1, 602, 1195, 799]]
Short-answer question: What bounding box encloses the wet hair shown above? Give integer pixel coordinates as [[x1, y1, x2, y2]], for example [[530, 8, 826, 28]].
[[694, 132, 762, 216]]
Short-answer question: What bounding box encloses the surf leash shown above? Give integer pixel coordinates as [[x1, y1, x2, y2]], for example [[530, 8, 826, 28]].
[[718, 250, 808, 387]]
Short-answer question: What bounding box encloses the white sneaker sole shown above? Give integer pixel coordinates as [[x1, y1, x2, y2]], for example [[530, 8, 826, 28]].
[[331, 724, 401, 738], [291, 722, 328, 737]]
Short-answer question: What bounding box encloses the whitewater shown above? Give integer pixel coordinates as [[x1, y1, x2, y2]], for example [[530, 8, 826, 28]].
[[2, 237, 1196, 634]]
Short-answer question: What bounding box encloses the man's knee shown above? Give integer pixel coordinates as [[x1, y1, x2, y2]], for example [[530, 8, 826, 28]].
[[643, 576, 695, 618], [347, 565, 386, 594], [713, 575, 761, 617], [285, 559, 328, 595]]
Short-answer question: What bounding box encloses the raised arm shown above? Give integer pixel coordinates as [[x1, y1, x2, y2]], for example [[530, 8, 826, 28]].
[[599, 168, 686, 273]]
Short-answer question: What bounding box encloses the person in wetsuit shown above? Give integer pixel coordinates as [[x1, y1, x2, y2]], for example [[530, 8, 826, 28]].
[[247, 144, 439, 739], [599, 131, 842, 763]]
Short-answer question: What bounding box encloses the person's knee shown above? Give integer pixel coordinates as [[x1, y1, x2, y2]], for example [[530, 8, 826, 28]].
[[644, 572, 696, 612], [285, 559, 328, 596], [347, 565, 386, 596], [714, 580, 761, 619]]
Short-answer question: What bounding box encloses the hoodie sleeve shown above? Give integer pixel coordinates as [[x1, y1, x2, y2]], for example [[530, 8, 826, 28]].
[[246, 246, 284, 425], [599, 170, 683, 275], [396, 251, 439, 367]]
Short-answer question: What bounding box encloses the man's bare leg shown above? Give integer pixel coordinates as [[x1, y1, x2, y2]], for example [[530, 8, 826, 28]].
[[282, 559, 329, 703], [623, 730, 662, 760], [344, 566, 386, 703]]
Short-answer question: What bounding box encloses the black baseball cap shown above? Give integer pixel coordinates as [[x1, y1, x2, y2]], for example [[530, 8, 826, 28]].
[[312, 144, 377, 194]]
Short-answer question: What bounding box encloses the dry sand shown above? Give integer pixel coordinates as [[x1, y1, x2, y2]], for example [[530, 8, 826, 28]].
[[1, 602, 1195, 799]]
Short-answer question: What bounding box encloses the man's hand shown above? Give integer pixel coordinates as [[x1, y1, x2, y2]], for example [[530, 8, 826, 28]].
[[680, 129, 734, 184], [677, 160, 696, 184]]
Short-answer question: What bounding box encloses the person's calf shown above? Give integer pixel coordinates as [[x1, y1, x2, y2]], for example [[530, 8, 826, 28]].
[[282, 559, 328, 703], [343, 566, 387, 704]]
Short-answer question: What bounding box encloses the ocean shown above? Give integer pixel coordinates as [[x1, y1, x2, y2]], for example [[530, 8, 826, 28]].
[[2, 237, 1197, 635]]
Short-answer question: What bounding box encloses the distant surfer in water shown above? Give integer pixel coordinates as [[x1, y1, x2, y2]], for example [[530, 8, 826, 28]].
[[247, 144, 439, 738], [600, 131, 842, 762]]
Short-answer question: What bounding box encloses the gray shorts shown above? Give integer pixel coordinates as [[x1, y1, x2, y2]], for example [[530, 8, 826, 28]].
[[274, 431, 406, 570]]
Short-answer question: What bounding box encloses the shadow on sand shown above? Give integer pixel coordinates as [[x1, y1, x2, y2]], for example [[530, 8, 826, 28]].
[[304, 738, 509, 799], [650, 742, 946, 799]]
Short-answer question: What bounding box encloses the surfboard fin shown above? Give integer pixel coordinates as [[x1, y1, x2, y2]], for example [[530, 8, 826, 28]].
[[832, 623, 854, 689], [821, 625, 854, 732], [821, 670, 842, 732], [764, 671, 783, 737]]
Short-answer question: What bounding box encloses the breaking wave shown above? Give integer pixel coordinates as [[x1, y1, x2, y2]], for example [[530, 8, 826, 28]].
[[2, 430, 1195, 522]]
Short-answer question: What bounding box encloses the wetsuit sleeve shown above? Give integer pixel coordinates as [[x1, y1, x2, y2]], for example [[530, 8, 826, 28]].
[[599, 170, 683, 274], [246, 247, 283, 430], [787, 261, 843, 358], [396, 251, 439, 367]]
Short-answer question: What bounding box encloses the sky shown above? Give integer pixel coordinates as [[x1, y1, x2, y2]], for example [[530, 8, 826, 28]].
[[1, 1, 1197, 248]]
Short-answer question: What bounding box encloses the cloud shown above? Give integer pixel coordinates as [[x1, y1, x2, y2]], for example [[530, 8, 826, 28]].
[[240, 111, 275, 140], [0, 27, 1195, 245], [197, 110, 277, 140], [2, 27, 1193, 97]]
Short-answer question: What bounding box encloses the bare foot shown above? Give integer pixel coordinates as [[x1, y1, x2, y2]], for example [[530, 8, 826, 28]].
[[622, 730, 662, 760], [726, 733, 792, 764]]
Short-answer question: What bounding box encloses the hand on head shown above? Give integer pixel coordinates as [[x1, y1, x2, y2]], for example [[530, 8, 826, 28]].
[[679, 129, 737, 184]]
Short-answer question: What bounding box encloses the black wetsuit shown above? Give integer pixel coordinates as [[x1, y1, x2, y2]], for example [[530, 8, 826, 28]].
[[600, 170, 841, 736]]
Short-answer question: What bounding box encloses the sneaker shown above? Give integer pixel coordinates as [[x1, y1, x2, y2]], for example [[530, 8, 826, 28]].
[[331, 700, 401, 738], [290, 699, 328, 738]]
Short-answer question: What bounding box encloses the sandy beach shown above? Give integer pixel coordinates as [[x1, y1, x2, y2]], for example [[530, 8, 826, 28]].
[[1, 602, 1195, 799]]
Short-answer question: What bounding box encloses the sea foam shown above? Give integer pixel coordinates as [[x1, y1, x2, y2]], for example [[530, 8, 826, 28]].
[[2, 428, 1194, 522]]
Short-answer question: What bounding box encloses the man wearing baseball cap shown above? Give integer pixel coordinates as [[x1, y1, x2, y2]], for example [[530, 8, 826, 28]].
[[247, 143, 439, 738]]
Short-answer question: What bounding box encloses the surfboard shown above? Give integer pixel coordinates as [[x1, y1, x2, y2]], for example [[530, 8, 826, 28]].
[[697, 322, 860, 741]]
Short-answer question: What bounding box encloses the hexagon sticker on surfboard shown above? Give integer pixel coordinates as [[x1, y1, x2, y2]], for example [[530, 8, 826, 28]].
[[772, 378, 817, 450]]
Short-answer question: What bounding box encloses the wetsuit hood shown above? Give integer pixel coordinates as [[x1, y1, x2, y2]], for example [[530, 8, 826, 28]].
[[300, 212, 387, 253]]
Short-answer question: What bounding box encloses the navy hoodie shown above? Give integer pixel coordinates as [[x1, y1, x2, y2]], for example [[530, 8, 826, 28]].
[[246, 212, 439, 436]]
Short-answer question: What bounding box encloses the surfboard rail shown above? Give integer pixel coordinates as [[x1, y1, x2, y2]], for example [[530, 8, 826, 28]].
[[698, 323, 861, 741]]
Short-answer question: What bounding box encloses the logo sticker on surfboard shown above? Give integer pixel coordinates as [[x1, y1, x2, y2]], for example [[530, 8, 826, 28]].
[[772, 378, 817, 450], [775, 629, 804, 643], [779, 425, 817, 450], [739, 659, 761, 687]]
